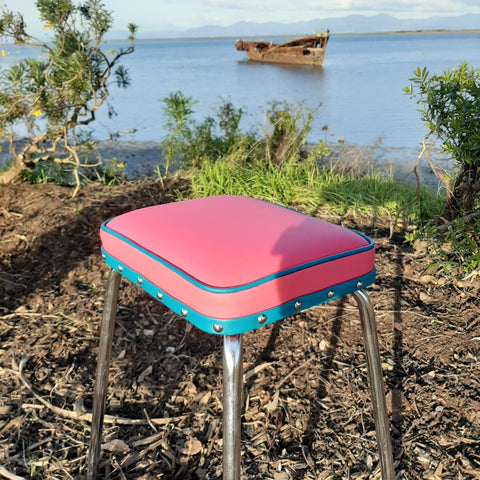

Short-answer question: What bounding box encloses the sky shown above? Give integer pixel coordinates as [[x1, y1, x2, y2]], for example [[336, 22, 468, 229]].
[[3, 0, 480, 36]]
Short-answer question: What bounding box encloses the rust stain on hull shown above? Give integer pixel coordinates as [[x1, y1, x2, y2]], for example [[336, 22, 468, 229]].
[[235, 32, 329, 67]]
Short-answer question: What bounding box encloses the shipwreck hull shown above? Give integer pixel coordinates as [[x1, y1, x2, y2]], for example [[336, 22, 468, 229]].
[[235, 33, 329, 67], [241, 48, 326, 66]]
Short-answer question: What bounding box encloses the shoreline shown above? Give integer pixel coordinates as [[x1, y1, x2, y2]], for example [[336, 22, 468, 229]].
[[0, 139, 452, 190], [92, 139, 455, 191]]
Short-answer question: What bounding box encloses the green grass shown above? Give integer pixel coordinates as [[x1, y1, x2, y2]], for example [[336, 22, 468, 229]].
[[157, 93, 442, 224], [189, 152, 443, 223]]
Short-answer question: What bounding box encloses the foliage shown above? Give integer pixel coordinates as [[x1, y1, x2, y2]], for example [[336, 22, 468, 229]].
[[190, 148, 441, 220], [405, 63, 480, 279], [262, 100, 316, 165], [160, 91, 196, 172], [159, 91, 248, 173], [434, 216, 480, 277], [159, 93, 322, 171], [159, 93, 438, 222], [405, 63, 480, 219], [0, 0, 137, 194], [405, 214, 480, 279]]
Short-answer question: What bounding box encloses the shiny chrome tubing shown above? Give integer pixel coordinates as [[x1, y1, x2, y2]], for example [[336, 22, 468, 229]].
[[353, 290, 395, 480], [223, 334, 243, 480], [87, 270, 121, 480]]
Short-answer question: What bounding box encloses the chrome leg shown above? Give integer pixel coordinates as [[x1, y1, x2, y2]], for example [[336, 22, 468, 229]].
[[223, 334, 243, 480], [353, 290, 395, 480], [87, 269, 121, 480]]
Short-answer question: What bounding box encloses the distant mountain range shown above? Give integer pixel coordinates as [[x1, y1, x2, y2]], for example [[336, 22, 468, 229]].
[[123, 13, 480, 40]]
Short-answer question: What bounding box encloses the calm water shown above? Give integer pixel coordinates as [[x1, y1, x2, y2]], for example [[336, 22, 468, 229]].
[[2, 32, 480, 149]]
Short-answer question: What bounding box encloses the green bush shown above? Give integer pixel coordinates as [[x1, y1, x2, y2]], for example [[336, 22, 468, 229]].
[[405, 63, 480, 278], [159, 92, 248, 172], [405, 63, 480, 219]]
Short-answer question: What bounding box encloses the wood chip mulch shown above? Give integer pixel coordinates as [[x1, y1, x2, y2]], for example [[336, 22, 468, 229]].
[[0, 181, 479, 479]]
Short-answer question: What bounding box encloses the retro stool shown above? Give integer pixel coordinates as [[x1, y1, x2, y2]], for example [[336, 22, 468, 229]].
[[86, 195, 394, 480]]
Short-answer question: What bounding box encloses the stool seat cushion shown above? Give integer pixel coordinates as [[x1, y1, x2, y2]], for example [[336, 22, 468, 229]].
[[100, 196, 375, 334]]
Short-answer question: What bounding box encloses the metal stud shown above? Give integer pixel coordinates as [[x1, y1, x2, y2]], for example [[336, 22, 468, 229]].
[[327, 290, 335, 299], [156, 292, 163, 301], [294, 301, 302, 310], [117, 265, 123, 272], [213, 323, 223, 333], [258, 314, 267, 324], [137, 277, 143, 285], [356, 281, 363, 290], [180, 308, 188, 317]]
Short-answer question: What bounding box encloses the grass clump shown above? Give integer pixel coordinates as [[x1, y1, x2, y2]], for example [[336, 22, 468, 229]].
[[191, 150, 441, 222]]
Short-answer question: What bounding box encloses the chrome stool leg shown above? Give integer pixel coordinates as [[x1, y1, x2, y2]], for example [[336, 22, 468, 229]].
[[223, 334, 243, 480], [87, 270, 121, 480], [353, 290, 395, 480]]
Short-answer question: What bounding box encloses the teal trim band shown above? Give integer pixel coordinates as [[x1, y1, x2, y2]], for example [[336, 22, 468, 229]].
[[101, 219, 374, 295], [102, 248, 375, 336]]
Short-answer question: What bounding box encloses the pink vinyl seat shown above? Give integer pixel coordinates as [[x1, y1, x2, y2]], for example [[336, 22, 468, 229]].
[[99, 195, 375, 334], [87, 195, 394, 480]]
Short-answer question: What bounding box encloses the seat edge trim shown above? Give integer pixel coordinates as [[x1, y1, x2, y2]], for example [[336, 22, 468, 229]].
[[102, 249, 376, 335]]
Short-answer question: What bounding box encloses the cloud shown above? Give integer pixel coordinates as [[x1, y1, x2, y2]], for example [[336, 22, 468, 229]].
[[175, 0, 480, 29], [306, 0, 480, 17], [4, 0, 480, 35]]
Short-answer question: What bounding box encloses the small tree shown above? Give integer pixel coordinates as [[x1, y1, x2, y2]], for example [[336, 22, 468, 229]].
[[405, 62, 480, 220], [0, 0, 137, 193], [160, 92, 246, 172]]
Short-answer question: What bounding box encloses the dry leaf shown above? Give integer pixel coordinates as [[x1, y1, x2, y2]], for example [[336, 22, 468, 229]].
[[197, 391, 212, 406], [181, 437, 202, 456], [0, 416, 24, 436], [102, 439, 130, 454], [267, 390, 279, 413], [420, 292, 430, 302], [137, 365, 153, 383]]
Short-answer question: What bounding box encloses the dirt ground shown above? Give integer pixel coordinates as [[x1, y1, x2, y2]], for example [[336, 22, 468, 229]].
[[0, 181, 479, 480]]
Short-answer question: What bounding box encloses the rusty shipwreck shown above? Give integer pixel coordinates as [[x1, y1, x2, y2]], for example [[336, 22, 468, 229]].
[[235, 32, 329, 66]]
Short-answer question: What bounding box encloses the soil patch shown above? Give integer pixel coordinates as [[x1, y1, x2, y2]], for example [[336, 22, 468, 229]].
[[1, 182, 479, 479]]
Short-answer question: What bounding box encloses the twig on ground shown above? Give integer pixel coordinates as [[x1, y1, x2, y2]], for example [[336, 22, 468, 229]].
[[436, 209, 480, 233], [1, 362, 189, 427], [243, 362, 276, 382], [0, 465, 25, 480], [275, 355, 316, 390]]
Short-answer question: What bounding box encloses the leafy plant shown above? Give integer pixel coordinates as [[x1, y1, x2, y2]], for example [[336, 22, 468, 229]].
[[405, 63, 480, 220], [262, 100, 315, 165], [84, 157, 127, 185], [217, 97, 245, 149], [159, 92, 248, 172], [160, 94, 439, 225], [160, 91, 196, 172], [405, 63, 480, 279], [422, 216, 480, 278], [0, 0, 137, 194]]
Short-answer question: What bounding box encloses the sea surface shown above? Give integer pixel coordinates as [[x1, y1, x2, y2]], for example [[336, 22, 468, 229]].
[[2, 32, 480, 173], [98, 32, 480, 147]]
